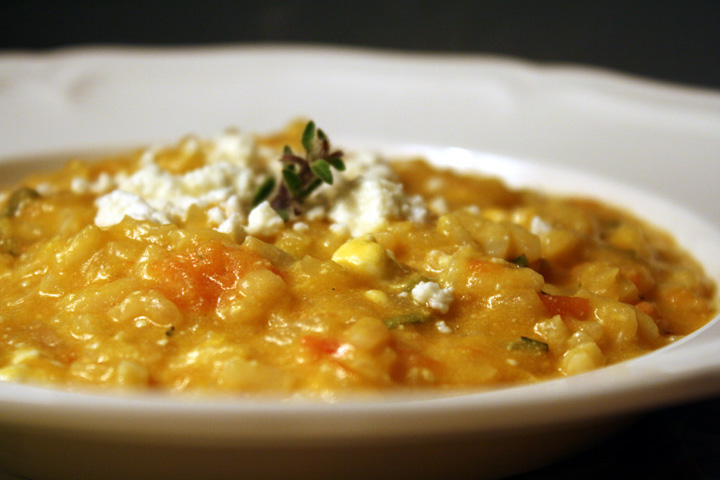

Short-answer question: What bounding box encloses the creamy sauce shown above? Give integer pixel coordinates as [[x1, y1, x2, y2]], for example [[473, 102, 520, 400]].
[[0, 122, 715, 397]]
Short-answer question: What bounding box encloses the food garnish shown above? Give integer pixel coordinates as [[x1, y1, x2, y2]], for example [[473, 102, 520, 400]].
[[253, 120, 345, 220]]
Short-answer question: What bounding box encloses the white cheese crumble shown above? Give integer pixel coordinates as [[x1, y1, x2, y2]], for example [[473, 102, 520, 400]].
[[94, 160, 254, 226], [95, 191, 171, 227], [329, 176, 427, 237], [91, 129, 429, 240], [206, 130, 257, 166], [329, 222, 351, 236], [70, 177, 90, 194], [206, 206, 225, 225], [411, 281, 454, 314], [217, 213, 247, 243], [305, 206, 325, 221], [320, 150, 427, 236], [70, 172, 116, 195], [292, 221, 309, 232], [246, 201, 284, 236], [435, 320, 452, 334], [94, 131, 259, 232]]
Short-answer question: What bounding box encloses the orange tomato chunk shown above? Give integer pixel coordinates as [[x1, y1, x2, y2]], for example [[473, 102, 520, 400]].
[[300, 335, 342, 357], [538, 292, 591, 319], [153, 240, 274, 312]]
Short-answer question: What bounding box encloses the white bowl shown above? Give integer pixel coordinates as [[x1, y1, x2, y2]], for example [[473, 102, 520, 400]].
[[0, 145, 718, 480], [0, 46, 718, 480]]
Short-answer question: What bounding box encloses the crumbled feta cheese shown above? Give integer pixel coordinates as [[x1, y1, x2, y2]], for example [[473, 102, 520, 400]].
[[96, 136, 253, 231], [216, 213, 247, 243], [435, 320, 452, 334], [246, 201, 284, 236], [95, 158, 256, 228], [329, 177, 408, 236], [307, 150, 429, 237], [71, 172, 116, 195], [405, 194, 429, 223], [411, 281, 454, 314], [206, 130, 256, 166], [92, 131, 429, 241], [180, 163, 234, 196], [69, 170, 114, 195], [70, 177, 90, 194], [305, 206, 326, 221], [292, 222, 309, 232], [94, 190, 171, 227], [341, 150, 396, 182], [206, 206, 225, 225], [329, 223, 350, 236]]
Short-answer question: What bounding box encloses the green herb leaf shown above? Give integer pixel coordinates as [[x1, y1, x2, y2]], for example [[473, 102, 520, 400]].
[[311, 160, 334, 185], [326, 156, 346, 171], [299, 177, 323, 198], [301, 121, 316, 154], [511, 254, 529, 268], [251, 177, 276, 207], [392, 274, 432, 293], [509, 336, 549, 352], [275, 208, 290, 221], [282, 165, 302, 197], [265, 121, 345, 220], [2, 187, 40, 219], [383, 313, 433, 329]]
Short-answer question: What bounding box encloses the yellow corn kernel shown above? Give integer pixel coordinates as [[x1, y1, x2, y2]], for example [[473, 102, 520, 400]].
[[332, 235, 398, 279]]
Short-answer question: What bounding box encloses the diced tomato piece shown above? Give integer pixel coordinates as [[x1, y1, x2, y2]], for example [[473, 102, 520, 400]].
[[300, 335, 341, 357], [153, 240, 274, 312], [538, 292, 591, 319]]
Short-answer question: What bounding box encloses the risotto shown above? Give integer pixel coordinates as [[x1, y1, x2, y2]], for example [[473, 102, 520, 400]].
[[0, 121, 715, 396]]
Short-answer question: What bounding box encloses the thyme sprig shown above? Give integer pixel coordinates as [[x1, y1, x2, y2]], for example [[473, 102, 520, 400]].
[[252, 121, 345, 220]]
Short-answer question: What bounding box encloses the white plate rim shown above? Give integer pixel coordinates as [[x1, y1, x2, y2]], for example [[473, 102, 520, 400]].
[[0, 45, 718, 448], [0, 145, 718, 446]]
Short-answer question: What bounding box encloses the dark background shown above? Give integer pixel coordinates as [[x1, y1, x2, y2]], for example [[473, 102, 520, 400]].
[[1, 1, 719, 90], [1, 2, 718, 479]]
